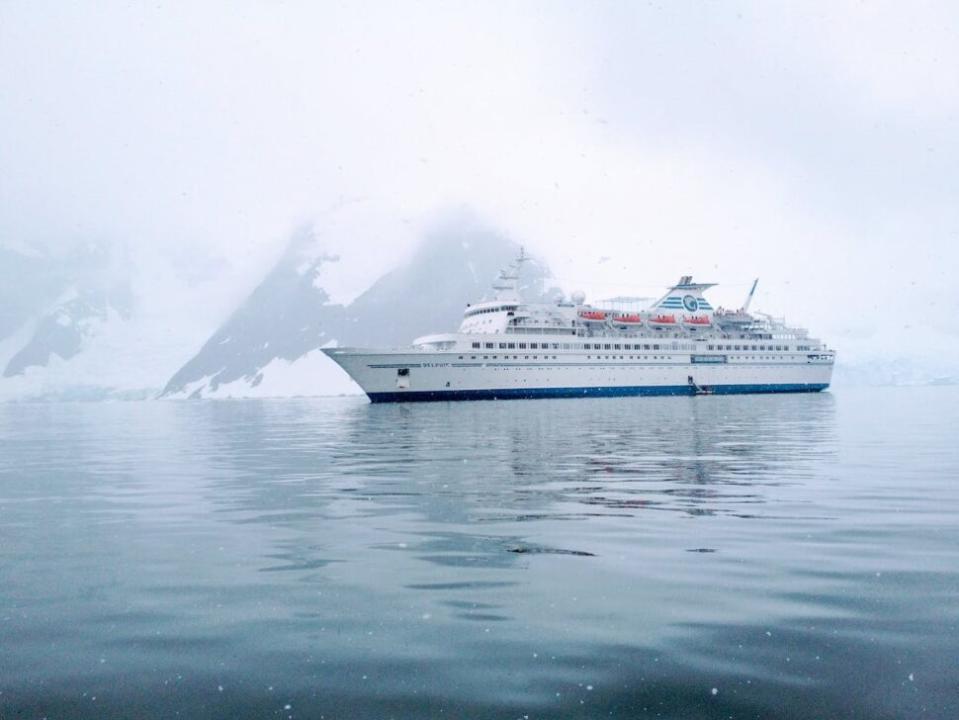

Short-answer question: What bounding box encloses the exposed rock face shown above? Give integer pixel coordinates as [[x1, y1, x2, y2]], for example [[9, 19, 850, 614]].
[[3, 289, 129, 377], [0, 244, 133, 385], [160, 226, 347, 397]]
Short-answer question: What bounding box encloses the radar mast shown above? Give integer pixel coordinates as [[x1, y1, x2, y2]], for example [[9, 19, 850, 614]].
[[491, 247, 528, 301]]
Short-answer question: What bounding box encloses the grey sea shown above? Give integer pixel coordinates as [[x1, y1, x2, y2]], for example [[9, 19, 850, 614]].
[[1, 386, 957, 719]]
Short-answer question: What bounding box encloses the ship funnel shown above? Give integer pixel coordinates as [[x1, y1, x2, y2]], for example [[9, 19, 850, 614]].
[[649, 276, 717, 314]]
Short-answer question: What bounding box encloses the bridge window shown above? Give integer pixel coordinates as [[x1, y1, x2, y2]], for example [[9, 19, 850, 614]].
[[485, 343, 494, 349], [471, 342, 480, 349]]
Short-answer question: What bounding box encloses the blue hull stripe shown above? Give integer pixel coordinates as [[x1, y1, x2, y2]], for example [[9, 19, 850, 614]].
[[367, 383, 829, 403]]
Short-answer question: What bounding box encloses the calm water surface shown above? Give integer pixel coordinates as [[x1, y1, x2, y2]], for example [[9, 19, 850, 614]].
[[1, 387, 957, 719]]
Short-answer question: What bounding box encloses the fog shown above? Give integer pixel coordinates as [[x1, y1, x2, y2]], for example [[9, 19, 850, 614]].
[[1, 1, 957, 397]]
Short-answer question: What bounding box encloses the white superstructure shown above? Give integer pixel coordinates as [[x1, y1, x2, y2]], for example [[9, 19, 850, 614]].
[[324, 251, 834, 402]]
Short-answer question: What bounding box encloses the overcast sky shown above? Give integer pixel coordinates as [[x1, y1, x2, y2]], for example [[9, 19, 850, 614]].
[[2, 1, 957, 355]]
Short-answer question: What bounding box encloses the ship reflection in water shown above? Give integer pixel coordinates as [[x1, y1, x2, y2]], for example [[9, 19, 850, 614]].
[[1, 388, 957, 719]]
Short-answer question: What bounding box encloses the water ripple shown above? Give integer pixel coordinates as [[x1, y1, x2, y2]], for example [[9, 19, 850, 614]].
[[1, 388, 957, 718]]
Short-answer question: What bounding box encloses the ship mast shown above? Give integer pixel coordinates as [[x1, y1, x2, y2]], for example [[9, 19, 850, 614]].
[[742, 278, 759, 312], [491, 247, 528, 301]]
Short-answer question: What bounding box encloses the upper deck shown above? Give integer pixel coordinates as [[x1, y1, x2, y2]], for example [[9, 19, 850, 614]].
[[418, 252, 827, 352]]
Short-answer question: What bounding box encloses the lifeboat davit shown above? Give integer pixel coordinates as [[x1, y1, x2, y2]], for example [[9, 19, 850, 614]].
[[648, 314, 677, 326], [578, 310, 607, 321], [683, 315, 711, 327], [612, 313, 644, 326]]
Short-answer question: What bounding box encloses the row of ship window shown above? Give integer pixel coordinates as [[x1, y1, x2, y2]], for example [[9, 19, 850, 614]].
[[468, 341, 814, 352], [708, 343, 804, 351], [457, 355, 675, 361], [464, 305, 517, 318], [471, 341, 670, 351]]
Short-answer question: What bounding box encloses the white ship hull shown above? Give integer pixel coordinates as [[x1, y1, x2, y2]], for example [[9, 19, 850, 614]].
[[324, 347, 833, 403], [324, 254, 834, 403]]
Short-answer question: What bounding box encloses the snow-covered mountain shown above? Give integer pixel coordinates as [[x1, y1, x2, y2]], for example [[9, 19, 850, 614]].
[[2, 212, 955, 402], [160, 217, 554, 398], [4, 287, 131, 378], [829, 324, 959, 387], [0, 211, 554, 402], [159, 214, 957, 397], [0, 238, 253, 402], [0, 245, 148, 401]]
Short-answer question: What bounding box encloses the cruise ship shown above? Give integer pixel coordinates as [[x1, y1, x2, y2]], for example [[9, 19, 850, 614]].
[[324, 251, 834, 402]]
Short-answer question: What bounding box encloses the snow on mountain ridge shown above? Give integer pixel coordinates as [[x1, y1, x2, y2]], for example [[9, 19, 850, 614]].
[[0, 239, 241, 401], [160, 214, 553, 398]]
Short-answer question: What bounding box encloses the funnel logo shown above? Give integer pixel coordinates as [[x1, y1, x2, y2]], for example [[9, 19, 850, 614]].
[[682, 295, 698, 312]]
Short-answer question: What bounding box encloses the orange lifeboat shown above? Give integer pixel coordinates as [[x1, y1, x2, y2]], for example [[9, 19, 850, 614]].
[[578, 310, 607, 321], [613, 313, 644, 325], [648, 314, 677, 326], [683, 315, 711, 326]]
